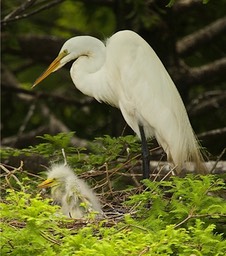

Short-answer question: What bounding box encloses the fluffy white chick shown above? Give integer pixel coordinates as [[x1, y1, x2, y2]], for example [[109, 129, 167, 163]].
[[38, 164, 102, 218]]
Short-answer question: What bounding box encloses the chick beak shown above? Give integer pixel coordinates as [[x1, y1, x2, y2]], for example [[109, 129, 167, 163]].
[[38, 178, 54, 189], [32, 51, 67, 88]]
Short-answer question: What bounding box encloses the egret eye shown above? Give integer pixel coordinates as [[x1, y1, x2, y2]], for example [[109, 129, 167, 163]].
[[60, 49, 68, 56], [58, 49, 68, 59]]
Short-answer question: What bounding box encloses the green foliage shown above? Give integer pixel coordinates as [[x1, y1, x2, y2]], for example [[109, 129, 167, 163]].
[[0, 133, 143, 197], [127, 176, 226, 231], [1, 172, 226, 255], [1, 135, 226, 254], [55, 1, 115, 37], [1, 133, 141, 175], [32, 132, 80, 158], [88, 135, 140, 166], [0, 188, 64, 256]]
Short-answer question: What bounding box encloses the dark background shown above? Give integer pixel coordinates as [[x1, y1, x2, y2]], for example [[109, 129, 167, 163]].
[[1, 0, 226, 159]]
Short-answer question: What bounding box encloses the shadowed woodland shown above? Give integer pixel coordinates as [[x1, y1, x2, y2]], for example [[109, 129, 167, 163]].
[[1, 1, 226, 255], [1, 0, 226, 157]]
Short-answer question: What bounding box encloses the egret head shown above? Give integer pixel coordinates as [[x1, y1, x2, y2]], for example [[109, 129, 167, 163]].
[[32, 36, 101, 88], [38, 164, 74, 189]]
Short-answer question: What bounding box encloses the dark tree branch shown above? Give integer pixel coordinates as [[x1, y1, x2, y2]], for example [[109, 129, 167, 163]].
[[187, 90, 226, 116], [1, 83, 92, 107], [1, 108, 88, 148], [177, 16, 226, 56], [176, 57, 226, 86], [189, 57, 226, 83], [2, 0, 37, 22], [173, 0, 203, 12], [1, 64, 20, 88], [2, 0, 37, 21], [198, 127, 226, 140], [40, 103, 71, 134], [1, 0, 66, 26], [1, 125, 48, 148]]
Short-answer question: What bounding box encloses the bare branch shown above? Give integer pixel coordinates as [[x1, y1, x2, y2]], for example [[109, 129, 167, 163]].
[[177, 57, 226, 87], [2, 0, 37, 21], [173, 0, 203, 12], [1, 126, 48, 148], [189, 57, 226, 83], [1, 0, 66, 26], [1, 83, 92, 107], [177, 16, 226, 56], [40, 103, 71, 134], [198, 127, 226, 140], [187, 90, 226, 116]]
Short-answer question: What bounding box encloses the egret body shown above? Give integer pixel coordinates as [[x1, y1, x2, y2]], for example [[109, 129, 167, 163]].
[[33, 30, 206, 178], [38, 164, 102, 218]]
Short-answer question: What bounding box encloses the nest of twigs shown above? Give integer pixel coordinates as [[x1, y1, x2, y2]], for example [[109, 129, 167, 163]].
[[1, 157, 226, 231]]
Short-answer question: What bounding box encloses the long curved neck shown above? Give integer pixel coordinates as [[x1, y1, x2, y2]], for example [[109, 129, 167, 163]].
[[70, 37, 105, 93], [70, 37, 117, 105]]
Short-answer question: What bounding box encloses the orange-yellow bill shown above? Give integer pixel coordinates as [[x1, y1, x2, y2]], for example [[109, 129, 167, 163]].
[[32, 51, 67, 88], [37, 178, 54, 188]]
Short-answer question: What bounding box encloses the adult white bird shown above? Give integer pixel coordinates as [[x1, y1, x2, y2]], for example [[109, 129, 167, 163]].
[[33, 30, 206, 178], [38, 164, 103, 218]]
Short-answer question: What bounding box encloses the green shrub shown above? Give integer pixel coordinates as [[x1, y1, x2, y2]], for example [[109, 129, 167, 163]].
[[1, 134, 226, 255]]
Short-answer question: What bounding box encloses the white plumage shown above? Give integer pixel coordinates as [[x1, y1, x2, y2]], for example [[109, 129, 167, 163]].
[[33, 30, 206, 176], [38, 164, 103, 218]]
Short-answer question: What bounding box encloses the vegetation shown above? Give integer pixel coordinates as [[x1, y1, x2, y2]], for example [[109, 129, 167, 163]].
[[1, 134, 226, 255]]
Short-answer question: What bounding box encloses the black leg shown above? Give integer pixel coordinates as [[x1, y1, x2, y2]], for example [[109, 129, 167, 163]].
[[139, 125, 150, 179]]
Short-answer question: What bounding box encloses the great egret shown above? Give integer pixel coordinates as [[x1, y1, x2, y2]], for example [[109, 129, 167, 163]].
[[33, 30, 206, 178], [38, 164, 103, 218]]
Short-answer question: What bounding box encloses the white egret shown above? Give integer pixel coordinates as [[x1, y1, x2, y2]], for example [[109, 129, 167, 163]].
[[38, 164, 103, 218], [33, 30, 206, 178]]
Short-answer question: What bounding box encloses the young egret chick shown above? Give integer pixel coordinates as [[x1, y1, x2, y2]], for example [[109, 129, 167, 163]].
[[38, 164, 103, 218]]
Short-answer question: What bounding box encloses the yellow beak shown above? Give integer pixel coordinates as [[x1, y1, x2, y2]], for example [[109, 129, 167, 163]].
[[32, 51, 67, 88], [38, 178, 55, 188]]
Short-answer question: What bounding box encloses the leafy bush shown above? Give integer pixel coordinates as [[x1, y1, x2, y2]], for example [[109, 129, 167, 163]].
[[1, 134, 226, 255], [1, 177, 226, 255]]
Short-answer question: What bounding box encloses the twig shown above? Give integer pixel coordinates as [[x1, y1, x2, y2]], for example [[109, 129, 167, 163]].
[[2, 0, 37, 21], [138, 246, 150, 256], [175, 213, 226, 228], [105, 163, 113, 194], [210, 148, 226, 174], [0, 162, 25, 192], [15, 102, 37, 147], [160, 167, 176, 182], [1, 0, 66, 26], [153, 154, 172, 182], [175, 214, 193, 228], [40, 231, 61, 245], [61, 148, 67, 166]]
